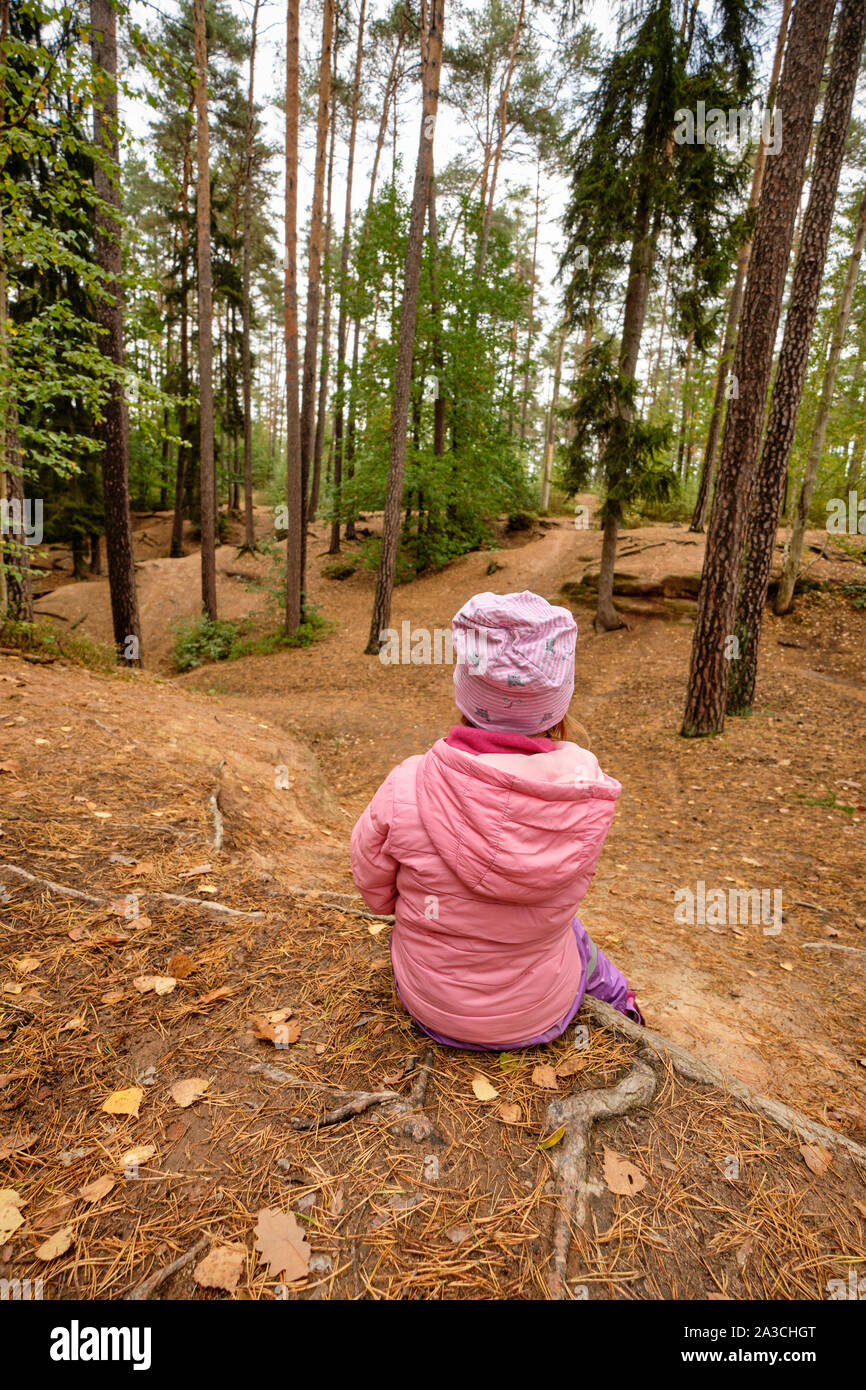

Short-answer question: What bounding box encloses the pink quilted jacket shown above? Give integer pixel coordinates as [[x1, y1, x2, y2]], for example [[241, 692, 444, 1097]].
[[350, 731, 621, 1047]]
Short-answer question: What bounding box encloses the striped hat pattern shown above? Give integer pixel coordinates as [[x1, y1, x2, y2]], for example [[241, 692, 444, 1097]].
[[452, 590, 578, 735]]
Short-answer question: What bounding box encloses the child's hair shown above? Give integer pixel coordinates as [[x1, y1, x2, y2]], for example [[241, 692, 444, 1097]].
[[460, 711, 590, 748]]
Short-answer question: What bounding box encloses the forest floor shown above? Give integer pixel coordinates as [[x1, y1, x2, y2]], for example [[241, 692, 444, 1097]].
[[2, 503, 865, 1299]]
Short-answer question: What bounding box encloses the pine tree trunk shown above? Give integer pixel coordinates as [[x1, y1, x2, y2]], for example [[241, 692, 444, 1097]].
[[329, 0, 366, 554], [519, 162, 540, 443], [726, 0, 866, 716], [541, 315, 568, 511], [299, 0, 334, 586], [310, 26, 338, 522], [366, 0, 444, 653], [171, 114, 194, 558], [682, 0, 836, 738], [91, 0, 142, 663], [776, 185, 866, 614], [690, 0, 793, 533], [284, 0, 303, 632], [240, 0, 261, 553], [193, 0, 217, 621], [428, 169, 446, 458], [477, 0, 524, 276]]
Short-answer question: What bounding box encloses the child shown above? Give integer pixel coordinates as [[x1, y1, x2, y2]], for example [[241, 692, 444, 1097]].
[[350, 590, 643, 1050]]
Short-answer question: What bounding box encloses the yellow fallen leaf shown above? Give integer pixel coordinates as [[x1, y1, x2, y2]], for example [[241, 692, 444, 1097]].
[[538, 1123, 566, 1150], [555, 1053, 585, 1079], [471, 1074, 498, 1102], [263, 1008, 293, 1024], [195, 1243, 246, 1291], [118, 1144, 156, 1170], [196, 883, 219, 894], [170, 1078, 210, 1108], [78, 1174, 115, 1203], [133, 975, 177, 995], [367, 922, 389, 936], [499, 1103, 522, 1125], [100, 989, 126, 1005], [92, 810, 112, 819], [603, 1147, 647, 1196], [779, 961, 794, 972], [532, 1064, 559, 1090], [36, 1227, 73, 1260], [14, 956, 41, 974], [0, 1189, 25, 1241], [101, 1086, 144, 1118]]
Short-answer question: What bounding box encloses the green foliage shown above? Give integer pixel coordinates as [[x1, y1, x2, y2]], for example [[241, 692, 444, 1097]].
[[0, 616, 117, 673], [172, 614, 242, 671]]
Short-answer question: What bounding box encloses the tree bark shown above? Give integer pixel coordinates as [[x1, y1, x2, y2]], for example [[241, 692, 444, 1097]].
[[541, 315, 569, 511], [427, 169, 446, 460], [284, 0, 303, 631], [299, 0, 334, 587], [727, 0, 866, 716], [776, 186, 866, 614], [681, 0, 836, 738], [329, 0, 366, 554], [171, 104, 194, 558], [91, 0, 142, 663], [193, 0, 217, 620], [240, 0, 261, 552], [310, 22, 338, 522], [366, 0, 444, 653], [690, 0, 793, 533], [476, 0, 524, 276]]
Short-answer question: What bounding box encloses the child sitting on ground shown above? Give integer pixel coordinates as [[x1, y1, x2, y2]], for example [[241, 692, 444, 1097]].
[[350, 590, 643, 1049]]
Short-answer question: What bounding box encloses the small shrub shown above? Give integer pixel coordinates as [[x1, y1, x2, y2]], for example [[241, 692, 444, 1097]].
[[172, 615, 242, 672], [506, 509, 536, 533], [0, 616, 117, 673], [322, 556, 358, 581]]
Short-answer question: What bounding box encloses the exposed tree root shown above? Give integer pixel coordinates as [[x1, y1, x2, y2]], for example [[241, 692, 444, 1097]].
[[544, 1061, 657, 1300], [0, 863, 264, 921], [126, 1236, 209, 1301], [0, 863, 106, 905], [251, 1048, 441, 1143], [209, 789, 224, 851], [583, 997, 866, 1164]]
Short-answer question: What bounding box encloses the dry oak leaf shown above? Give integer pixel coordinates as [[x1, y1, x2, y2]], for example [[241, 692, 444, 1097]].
[[101, 1086, 144, 1118], [14, 956, 41, 974], [0, 1189, 25, 1241], [603, 1147, 647, 1196], [129, 861, 156, 877], [36, 1227, 73, 1260], [262, 1007, 293, 1025], [78, 1175, 115, 1203], [194, 1243, 246, 1292], [133, 975, 177, 996], [532, 1064, 559, 1090], [471, 1074, 499, 1102], [170, 1078, 210, 1109], [167, 953, 197, 980], [499, 1103, 522, 1125], [254, 1208, 311, 1282], [555, 1053, 585, 1079], [367, 922, 389, 936], [253, 1017, 301, 1048], [800, 1143, 832, 1176], [118, 1144, 156, 1170], [100, 990, 126, 1005]]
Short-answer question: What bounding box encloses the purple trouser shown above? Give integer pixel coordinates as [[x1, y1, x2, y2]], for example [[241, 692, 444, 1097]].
[[392, 916, 642, 1052]]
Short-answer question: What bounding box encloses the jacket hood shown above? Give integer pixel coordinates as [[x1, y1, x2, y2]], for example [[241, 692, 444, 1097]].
[[415, 736, 621, 904]]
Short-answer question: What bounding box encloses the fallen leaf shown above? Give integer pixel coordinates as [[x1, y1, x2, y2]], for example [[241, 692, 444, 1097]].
[[92, 811, 112, 820], [498, 1103, 522, 1125], [59, 1017, 86, 1033], [178, 863, 212, 879], [538, 1123, 566, 1150], [194, 1243, 246, 1291], [254, 1017, 301, 1048], [445, 1225, 473, 1244], [198, 986, 235, 1005], [328, 1188, 344, 1218], [196, 883, 219, 894], [853, 1200, 866, 1219], [254, 1208, 311, 1282], [603, 1147, 647, 1196], [129, 861, 156, 877], [779, 961, 794, 972], [68, 926, 91, 941], [101, 1086, 144, 1118], [0, 1189, 25, 1240], [367, 922, 389, 936], [0, 1134, 37, 1161], [133, 975, 176, 995], [471, 1073, 498, 1102], [100, 990, 126, 1005], [262, 1007, 293, 1024], [118, 1144, 156, 1170], [167, 953, 196, 979], [14, 956, 41, 974], [532, 1064, 559, 1090], [735, 1237, 754, 1269], [78, 1175, 115, 1203], [170, 1078, 210, 1109], [35, 1228, 73, 1260], [799, 1143, 832, 1176], [555, 1053, 585, 1079]]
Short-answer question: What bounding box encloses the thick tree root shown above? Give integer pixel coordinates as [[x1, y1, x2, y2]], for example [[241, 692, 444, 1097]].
[[544, 1061, 657, 1300], [0, 863, 265, 921], [583, 997, 866, 1164]]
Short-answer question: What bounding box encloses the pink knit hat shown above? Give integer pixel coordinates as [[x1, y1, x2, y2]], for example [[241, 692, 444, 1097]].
[[452, 590, 577, 735]]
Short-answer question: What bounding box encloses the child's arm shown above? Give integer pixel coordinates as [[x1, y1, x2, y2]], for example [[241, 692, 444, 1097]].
[[350, 772, 399, 915]]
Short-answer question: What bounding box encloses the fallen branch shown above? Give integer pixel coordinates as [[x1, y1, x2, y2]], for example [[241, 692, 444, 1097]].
[[801, 941, 866, 957], [126, 1237, 209, 1301], [0, 864, 105, 905], [151, 890, 263, 919], [209, 790, 224, 852], [582, 997, 866, 1163], [291, 1089, 404, 1130], [544, 1061, 657, 1299]]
